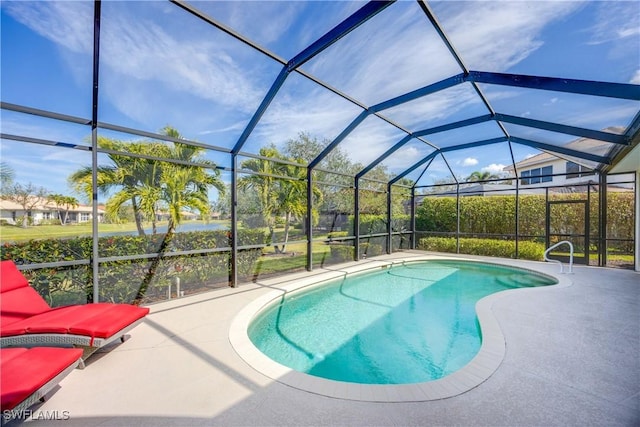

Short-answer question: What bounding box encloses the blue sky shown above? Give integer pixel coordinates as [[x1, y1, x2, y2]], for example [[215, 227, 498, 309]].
[[1, 0, 639, 201]]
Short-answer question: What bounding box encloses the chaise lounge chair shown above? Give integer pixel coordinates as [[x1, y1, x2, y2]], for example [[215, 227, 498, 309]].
[[1, 347, 83, 424], [0, 260, 149, 360]]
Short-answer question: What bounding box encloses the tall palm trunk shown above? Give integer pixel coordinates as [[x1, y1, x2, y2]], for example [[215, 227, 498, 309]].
[[280, 211, 292, 254], [269, 223, 281, 254], [132, 198, 146, 236], [135, 220, 176, 304], [151, 213, 158, 235]]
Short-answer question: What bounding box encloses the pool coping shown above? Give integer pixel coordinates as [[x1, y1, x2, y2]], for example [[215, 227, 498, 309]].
[[229, 255, 572, 402]]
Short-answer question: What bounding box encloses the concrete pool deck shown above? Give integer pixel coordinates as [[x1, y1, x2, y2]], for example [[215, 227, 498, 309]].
[[20, 251, 639, 426]]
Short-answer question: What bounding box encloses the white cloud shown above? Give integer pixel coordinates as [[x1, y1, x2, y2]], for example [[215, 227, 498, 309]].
[[4, 1, 266, 123], [381, 84, 482, 131], [482, 163, 507, 174], [544, 97, 560, 107], [587, 2, 640, 45], [99, 10, 262, 113], [4, 2, 93, 53], [435, 2, 582, 71], [461, 157, 478, 167], [305, 2, 461, 106], [226, 2, 300, 47], [376, 144, 435, 174], [631, 70, 640, 85]]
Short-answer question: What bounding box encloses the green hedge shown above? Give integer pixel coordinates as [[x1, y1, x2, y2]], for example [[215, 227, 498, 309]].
[[1, 229, 267, 306], [417, 237, 545, 261], [329, 244, 354, 263], [328, 241, 385, 262], [416, 193, 633, 238], [347, 214, 410, 235]]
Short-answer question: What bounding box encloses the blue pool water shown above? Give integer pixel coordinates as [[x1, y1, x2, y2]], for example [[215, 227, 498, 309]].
[[248, 260, 556, 384]]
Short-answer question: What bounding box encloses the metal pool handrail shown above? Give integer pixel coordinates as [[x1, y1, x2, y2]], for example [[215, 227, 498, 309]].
[[544, 240, 574, 274]]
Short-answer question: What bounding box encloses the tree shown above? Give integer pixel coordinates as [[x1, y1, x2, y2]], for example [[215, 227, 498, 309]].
[[159, 134, 225, 237], [284, 132, 358, 230], [2, 182, 49, 227], [70, 137, 158, 235], [70, 127, 224, 237], [238, 146, 284, 250], [465, 170, 502, 182], [210, 184, 231, 219], [47, 194, 79, 225], [239, 145, 320, 253], [0, 162, 14, 188], [275, 162, 319, 253]]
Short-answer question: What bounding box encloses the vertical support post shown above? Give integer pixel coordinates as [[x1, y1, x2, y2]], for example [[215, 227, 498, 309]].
[[515, 177, 520, 259], [545, 187, 550, 250], [386, 183, 392, 254], [599, 173, 608, 267], [411, 186, 416, 250], [455, 182, 460, 254], [230, 154, 238, 287], [586, 183, 591, 265], [354, 177, 360, 261], [91, 0, 102, 303], [635, 171, 639, 272], [306, 168, 313, 271]]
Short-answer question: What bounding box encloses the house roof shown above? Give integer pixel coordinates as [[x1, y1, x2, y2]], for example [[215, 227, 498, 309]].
[[421, 183, 546, 197], [504, 127, 626, 173], [0, 198, 104, 214]]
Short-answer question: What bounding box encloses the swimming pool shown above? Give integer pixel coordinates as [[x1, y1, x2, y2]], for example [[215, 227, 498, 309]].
[[230, 256, 564, 401], [248, 260, 556, 384]]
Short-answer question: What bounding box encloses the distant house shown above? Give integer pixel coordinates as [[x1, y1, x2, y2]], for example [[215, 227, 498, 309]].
[[503, 128, 630, 189], [154, 210, 200, 221], [0, 198, 104, 225]]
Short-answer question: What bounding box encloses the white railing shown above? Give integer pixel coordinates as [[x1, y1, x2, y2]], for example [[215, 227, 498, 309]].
[[544, 240, 574, 274]]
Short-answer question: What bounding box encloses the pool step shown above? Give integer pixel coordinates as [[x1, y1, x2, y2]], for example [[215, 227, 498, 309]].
[[495, 274, 549, 288]]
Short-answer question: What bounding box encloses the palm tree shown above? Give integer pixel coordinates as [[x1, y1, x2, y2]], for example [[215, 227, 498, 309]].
[[275, 161, 320, 253], [159, 126, 225, 237], [47, 194, 79, 225], [136, 127, 224, 302], [465, 170, 502, 182], [0, 162, 14, 188], [239, 146, 320, 253], [238, 146, 281, 246], [69, 128, 225, 301], [70, 129, 224, 236], [69, 137, 158, 235]]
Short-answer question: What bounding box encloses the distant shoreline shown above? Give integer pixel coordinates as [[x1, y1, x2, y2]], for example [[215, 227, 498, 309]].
[[0, 220, 231, 243]]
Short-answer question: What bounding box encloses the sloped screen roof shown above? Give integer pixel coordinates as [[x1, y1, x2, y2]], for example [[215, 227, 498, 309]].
[[1, 0, 639, 189]]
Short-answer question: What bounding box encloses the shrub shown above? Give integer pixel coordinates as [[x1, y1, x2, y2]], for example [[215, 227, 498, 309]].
[[415, 192, 633, 240], [359, 242, 383, 258], [327, 231, 349, 240], [347, 214, 411, 235], [329, 244, 354, 262], [1, 229, 267, 305], [417, 237, 545, 261]]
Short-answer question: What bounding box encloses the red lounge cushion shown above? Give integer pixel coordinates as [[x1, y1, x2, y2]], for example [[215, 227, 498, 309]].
[[0, 260, 149, 343], [0, 261, 30, 293], [1, 304, 149, 339], [1, 347, 83, 411], [0, 287, 52, 329], [66, 304, 149, 338]]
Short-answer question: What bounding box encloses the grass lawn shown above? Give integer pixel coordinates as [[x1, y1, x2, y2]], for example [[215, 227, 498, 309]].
[[0, 220, 231, 242], [253, 240, 334, 276]]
